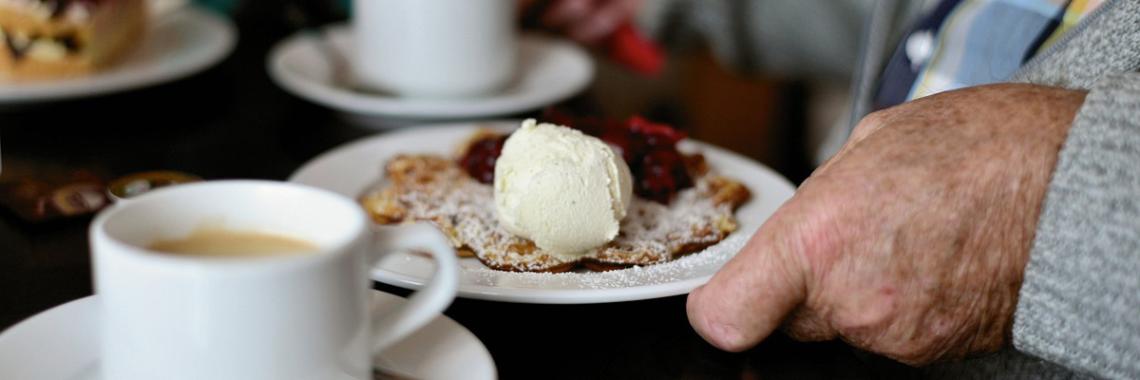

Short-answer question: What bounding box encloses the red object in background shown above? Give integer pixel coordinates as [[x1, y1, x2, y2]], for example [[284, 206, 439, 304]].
[[520, 0, 664, 76], [607, 22, 665, 77]]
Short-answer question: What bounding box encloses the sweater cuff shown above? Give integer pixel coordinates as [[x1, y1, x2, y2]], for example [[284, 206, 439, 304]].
[[1014, 72, 1140, 379]]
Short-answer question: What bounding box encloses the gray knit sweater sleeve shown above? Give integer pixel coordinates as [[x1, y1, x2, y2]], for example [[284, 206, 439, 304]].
[[1013, 72, 1140, 380]]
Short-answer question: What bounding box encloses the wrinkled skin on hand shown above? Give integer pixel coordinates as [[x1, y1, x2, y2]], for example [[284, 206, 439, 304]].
[[686, 84, 1088, 365]]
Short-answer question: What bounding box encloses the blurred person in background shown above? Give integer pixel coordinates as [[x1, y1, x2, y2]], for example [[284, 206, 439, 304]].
[[540, 0, 1140, 379]]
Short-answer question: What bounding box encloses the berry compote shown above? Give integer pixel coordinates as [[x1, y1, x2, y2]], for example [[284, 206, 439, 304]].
[[457, 114, 694, 204]]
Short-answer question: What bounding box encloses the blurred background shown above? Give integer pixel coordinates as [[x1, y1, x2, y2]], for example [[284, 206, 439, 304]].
[[0, 1, 902, 378], [0, 0, 850, 332]]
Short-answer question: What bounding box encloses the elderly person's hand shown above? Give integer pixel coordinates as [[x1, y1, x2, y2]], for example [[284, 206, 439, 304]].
[[531, 0, 642, 44], [686, 84, 1088, 365]]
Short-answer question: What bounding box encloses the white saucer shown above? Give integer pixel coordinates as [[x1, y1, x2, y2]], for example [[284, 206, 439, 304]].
[[0, 292, 496, 380], [0, 7, 236, 105], [289, 121, 797, 304], [267, 25, 594, 125]]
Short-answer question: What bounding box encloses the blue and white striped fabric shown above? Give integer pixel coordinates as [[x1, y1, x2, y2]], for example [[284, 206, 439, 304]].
[[873, 0, 1105, 110]]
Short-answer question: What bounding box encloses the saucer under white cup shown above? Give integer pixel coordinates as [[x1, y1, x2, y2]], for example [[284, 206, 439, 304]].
[[89, 181, 459, 380], [0, 292, 496, 380], [267, 25, 593, 126]]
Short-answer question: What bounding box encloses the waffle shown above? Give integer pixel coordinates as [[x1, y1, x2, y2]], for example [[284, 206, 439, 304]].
[[361, 136, 750, 272]]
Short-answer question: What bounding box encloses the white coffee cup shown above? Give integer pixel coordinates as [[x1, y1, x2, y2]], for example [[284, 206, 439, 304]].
[[90, 180, 458, 380], [352, 0, 517, 97]]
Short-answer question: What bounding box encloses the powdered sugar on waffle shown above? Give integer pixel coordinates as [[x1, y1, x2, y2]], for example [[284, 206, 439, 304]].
[[598, 180, 734, 263], [460, 231, 750, 289], [377, 155, 741, 272]]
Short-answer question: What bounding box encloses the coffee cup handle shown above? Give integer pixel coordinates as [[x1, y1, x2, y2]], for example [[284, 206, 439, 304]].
[[369, 223, 459, 351]]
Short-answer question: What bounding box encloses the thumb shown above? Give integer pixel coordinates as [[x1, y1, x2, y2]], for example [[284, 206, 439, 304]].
[[686, 207, 809, 352]]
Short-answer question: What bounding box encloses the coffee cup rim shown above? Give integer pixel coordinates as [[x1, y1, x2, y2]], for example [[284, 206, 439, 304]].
[[90, 180, 368, 271]]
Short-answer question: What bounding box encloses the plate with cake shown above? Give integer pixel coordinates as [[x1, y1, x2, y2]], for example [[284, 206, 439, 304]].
[[290, 118, 795, 303], [0, 0, 235, 104]]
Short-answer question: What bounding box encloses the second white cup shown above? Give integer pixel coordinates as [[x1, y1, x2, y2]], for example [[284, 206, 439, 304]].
[[352, 0, 518, 98]]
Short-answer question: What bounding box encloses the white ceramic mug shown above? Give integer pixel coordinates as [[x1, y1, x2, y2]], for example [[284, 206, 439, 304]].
[[352, 0, 517, 97], [90, 180, 458, 380]]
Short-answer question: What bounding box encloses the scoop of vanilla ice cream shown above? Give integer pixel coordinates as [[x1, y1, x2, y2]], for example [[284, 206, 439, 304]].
[[494, 119, 634, 255]]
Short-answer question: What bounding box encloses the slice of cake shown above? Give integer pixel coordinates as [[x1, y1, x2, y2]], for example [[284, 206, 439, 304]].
[[0, 0, 146, 80]]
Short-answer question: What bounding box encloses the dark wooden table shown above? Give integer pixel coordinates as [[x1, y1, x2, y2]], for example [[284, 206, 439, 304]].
[[0, 4, 920, 379]]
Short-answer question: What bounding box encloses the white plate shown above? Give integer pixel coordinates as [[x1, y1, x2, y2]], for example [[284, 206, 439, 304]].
[[0, 291, 497, 380], [267, 25, 594, 123], [0, 7, 236, 105], [290, 121, 796, 304]]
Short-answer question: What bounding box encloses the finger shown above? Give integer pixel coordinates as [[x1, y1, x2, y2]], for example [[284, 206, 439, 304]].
[[686, 207, 809, 352], [542, 0, 595, 29], [568, 0, 637, 44]]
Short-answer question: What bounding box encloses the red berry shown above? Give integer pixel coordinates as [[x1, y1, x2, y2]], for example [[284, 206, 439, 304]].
[[458, 135, 507, 183], [635, 149, 693, 203], [628, 116, 686, 146]]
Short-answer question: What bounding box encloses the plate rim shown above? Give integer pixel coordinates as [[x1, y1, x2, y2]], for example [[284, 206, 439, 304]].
[[266, 25, 594, 119], [369, 266, 714, 304], [0, 6, 237, 104], [289, 120, 796, 304]]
